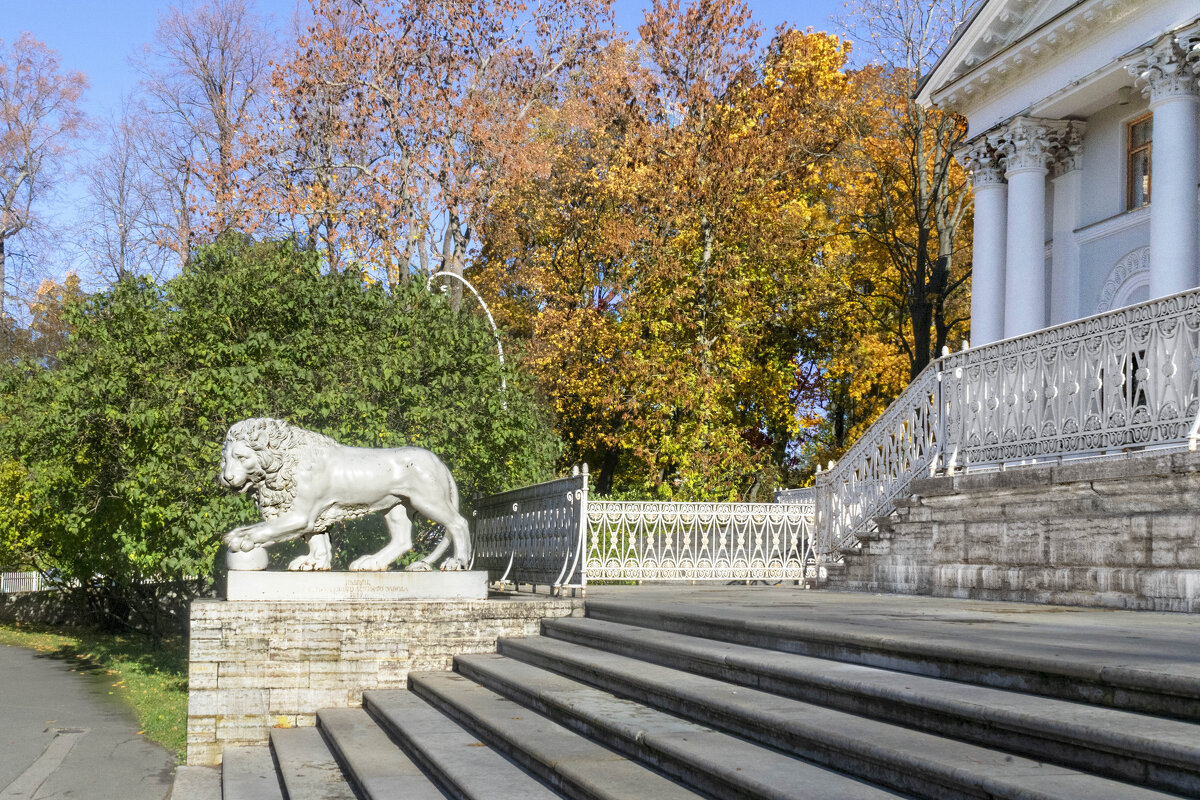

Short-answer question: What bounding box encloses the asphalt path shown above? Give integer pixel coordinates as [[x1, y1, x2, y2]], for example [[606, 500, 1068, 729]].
[[0, 643, 175, 800]]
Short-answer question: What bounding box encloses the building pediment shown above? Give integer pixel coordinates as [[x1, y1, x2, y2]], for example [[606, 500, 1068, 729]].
[[918, 0, 1142, 113]]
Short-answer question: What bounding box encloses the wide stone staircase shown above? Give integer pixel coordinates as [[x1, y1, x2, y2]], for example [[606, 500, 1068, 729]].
[[205, 593, 1200, 800]]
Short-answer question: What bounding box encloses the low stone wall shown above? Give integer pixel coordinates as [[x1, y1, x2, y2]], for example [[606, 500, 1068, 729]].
[[0, 581, 205, 634], [830, 450, 1200, 613], [186, 593, 582, 765]]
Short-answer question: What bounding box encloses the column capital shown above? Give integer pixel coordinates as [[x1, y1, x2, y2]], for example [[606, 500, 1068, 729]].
[[958, 139, 1006, 186], [1050, 121, 1087, 178], [1125, 29, 1200, 105], [991, 117, 1081, 175]]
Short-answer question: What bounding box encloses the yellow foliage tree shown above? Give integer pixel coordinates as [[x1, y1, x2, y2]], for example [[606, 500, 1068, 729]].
[[479, 10, 857, 498]]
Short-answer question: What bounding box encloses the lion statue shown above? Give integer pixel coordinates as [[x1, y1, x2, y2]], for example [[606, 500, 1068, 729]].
[[218, 418, 471, 572]]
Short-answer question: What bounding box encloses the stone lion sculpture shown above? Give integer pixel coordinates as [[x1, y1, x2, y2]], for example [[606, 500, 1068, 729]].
[[219, 418, 471, 572]]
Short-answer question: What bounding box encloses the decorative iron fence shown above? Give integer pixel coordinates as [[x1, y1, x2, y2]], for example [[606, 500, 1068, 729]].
[[585, 500, 814, 582], [470, 470, 815, 592], [813, 287, 1200, 561], [470, 469, 588, 589], [0, 571, 47, 593]]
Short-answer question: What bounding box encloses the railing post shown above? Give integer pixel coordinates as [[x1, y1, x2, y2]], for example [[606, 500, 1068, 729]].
[[578, 464, 589, 593], [935, 361, 946, 476], [813, 465, 832, 568]]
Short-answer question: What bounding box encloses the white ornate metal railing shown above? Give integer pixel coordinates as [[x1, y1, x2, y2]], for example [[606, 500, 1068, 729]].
[[0, 571, 47, 593], [773, 487, 815, 504], [813, 287, 1200, 561], [470, 469, 816, 591], [814, 360, 943, 558], [585, 500, 814, 582]]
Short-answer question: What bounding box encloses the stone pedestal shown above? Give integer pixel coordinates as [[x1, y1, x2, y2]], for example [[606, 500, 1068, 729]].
[[185, 589, 581, 765]]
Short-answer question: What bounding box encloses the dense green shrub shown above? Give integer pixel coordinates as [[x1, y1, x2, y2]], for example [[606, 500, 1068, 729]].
[[0, 236, 559, 634]]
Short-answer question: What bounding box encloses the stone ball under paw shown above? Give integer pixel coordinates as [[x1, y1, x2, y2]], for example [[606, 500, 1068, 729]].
[[227, 546, 269, 571]]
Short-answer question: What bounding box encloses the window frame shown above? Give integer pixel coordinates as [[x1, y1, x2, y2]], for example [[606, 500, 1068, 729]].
[[1126, 112, 1153, 211]]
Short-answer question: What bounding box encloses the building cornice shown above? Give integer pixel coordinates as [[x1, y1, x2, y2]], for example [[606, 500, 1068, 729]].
[[927, 0, 1142, 113]]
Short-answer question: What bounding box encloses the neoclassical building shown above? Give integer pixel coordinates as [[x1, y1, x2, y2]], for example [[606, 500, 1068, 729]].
[[917, 0, 1200, 344]]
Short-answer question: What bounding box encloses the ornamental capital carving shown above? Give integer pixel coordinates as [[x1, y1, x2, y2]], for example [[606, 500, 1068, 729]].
[[991, 117, 1080, 175], [1126, 30, 1200, 105], [958, 140, 1006, 186], [1050, 121, 1087, 177]]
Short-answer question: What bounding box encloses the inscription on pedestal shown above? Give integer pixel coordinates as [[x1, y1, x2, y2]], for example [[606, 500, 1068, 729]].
[[225, 570, 489, 601]]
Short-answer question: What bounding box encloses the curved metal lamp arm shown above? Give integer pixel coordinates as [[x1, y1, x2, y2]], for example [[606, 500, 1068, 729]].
[[426, 271, 507, 401]]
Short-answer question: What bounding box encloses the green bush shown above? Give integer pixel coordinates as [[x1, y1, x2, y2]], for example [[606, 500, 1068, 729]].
[[0, 236, 559, 635]]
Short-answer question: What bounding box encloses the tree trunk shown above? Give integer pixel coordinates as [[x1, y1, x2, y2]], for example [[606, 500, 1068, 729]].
[[0, 232, 6, 319], [595, 447, 620, 495], [908, 230, 934, 379]]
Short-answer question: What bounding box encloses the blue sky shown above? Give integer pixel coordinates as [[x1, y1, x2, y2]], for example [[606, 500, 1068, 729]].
[[3, 1, 849, 121]]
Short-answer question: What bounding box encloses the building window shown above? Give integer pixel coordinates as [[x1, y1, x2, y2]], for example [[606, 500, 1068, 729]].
[[1127, 114, 1152, 210]]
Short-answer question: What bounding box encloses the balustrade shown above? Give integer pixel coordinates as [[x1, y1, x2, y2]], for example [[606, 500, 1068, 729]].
[[815, 287, 1200, 561]]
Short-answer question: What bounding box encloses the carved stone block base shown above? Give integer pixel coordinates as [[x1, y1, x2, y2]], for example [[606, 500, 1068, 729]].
[[225, 570, 488, 601], [185, 594, 582, 765], [831, 449, 1200, 613]]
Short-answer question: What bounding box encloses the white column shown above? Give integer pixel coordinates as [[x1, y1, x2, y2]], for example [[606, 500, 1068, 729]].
[[963, 142, 1007, 344], [1050, 124, 1085, 325], [1129, 33, 1200, 298], [999, 118, 1053, 338]]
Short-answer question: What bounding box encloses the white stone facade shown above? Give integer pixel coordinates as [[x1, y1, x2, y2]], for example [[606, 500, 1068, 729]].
[[918, 0, 1200, 344]]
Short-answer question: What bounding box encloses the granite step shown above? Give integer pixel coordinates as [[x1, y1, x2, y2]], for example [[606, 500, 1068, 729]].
[[268, 727, 356, 800], [363, 687, 562, 800], [169, 765, 221, 800], [539, 615, 1200, 796], [582, 596, 1200, 720], [487, 638, 1184, 800], [452, 653, 909, 800], [220, 746, 284, 800], [407, 670, 708, 800], [316, 707, 447, 800]]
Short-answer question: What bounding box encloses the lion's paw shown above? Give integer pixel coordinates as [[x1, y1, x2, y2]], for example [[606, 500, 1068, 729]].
[[224, 528, 257, 552], [404, 560, 433, 572], [349, 554, 391, 571], [439, 557, 468, 571], [289, 554, 331, 571]]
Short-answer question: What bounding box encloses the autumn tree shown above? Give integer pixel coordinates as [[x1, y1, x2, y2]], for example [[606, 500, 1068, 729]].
[[598, 10, 846, 498], [837, 0, 974, 380], [0, 33, 87, 319], [474, 37, 643, 492], [136, 0, 272, 241], [478, 5, 853, 498], [245, 0, 612, 291]]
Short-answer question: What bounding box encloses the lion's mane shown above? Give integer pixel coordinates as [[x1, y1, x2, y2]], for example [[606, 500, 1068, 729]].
[[224, 418, 337, 521]]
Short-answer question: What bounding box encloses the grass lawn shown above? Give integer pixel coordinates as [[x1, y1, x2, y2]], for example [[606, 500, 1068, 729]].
[[0, 622, 189, 762]]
